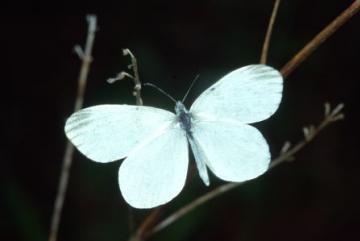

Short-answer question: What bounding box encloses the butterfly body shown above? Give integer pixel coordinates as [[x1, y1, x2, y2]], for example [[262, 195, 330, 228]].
[[65, 64, 283, 208], [175, 101, 192, 134], [175, 101, 211, 185]]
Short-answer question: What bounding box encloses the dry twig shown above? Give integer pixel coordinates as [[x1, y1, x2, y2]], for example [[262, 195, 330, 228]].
[[48, 15, 97, 241], [281, 0, 360, 77], [107, 49, 143, 105], [260, 0, 281, 64]]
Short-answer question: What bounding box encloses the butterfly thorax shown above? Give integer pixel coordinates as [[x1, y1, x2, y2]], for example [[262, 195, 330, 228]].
[[175, 101, 192, 133]]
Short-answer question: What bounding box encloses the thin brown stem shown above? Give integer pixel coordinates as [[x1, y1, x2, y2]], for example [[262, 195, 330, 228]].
[[149, 103, 344, 235], [48, 15, 97, 241], [123, 49, 144, 106], [281, 0, 360, 77], [260, 0, 281, 64], [129, 209, 163, 241]]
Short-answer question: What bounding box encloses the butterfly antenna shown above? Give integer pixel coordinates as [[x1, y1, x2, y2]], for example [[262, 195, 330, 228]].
[[182, 74, 200, 103], [144, 83, 177, 103]]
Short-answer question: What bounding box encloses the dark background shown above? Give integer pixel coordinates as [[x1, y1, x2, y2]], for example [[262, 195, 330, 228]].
[[2, 1, 360, 241]]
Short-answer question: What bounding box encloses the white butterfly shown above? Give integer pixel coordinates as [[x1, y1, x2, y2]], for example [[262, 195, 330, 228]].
[[65, 64, 283, 209]]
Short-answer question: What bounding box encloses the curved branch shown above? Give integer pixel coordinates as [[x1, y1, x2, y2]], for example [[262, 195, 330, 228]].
[[281, 0, 360, 77]]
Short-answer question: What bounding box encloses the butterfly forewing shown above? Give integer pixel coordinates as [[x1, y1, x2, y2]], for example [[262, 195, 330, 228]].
[[65, 104, 175, 163], [190, 64, 283, 124]]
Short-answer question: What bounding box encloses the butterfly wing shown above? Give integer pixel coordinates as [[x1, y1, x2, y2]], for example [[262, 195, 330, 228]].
[[190, 64, 283, 124], [65, 104, 175, 163], [119, 122, 188, 209], [190, 119, 270, 182]]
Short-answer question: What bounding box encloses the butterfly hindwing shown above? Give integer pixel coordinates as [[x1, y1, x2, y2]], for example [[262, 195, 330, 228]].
[[119, 123, 189, 209], [190, 118, 270, 182]]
